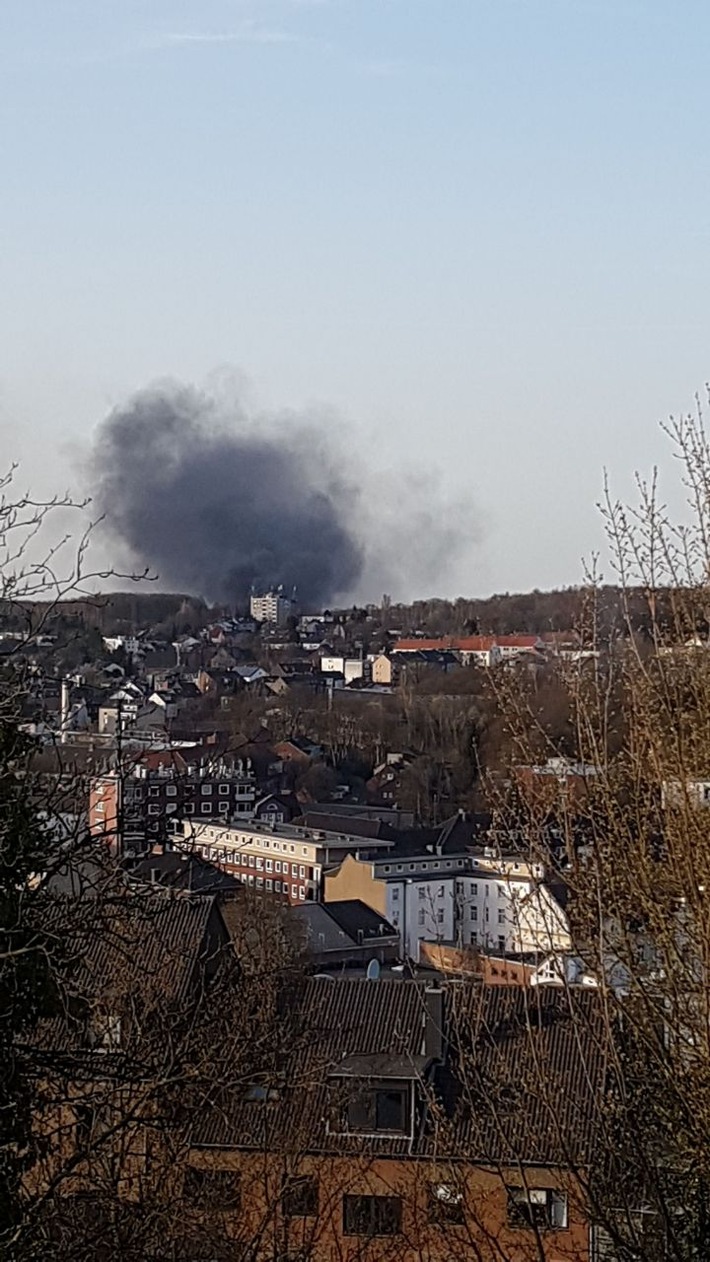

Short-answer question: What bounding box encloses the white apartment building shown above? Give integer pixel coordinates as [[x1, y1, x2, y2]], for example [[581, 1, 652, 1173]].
[[249, 590, 293, 626], [326, 850, 571, 962], [320, 656, 366, 683]]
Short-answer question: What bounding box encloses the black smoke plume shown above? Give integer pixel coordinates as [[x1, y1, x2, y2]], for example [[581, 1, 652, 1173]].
[[89, 383, 363, 607]]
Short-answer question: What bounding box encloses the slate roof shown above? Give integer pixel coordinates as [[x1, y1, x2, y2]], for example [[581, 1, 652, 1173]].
[[323, 900, 399, 942], [295, 811, 394, 841], [125, 851, 242, 897], [35, 891, 226, 1054], [292, 900, 398, 953], [191, 979, 607, 1167]]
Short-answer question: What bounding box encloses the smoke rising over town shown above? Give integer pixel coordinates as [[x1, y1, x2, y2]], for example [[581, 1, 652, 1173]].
[[89, 382, 472, 606]]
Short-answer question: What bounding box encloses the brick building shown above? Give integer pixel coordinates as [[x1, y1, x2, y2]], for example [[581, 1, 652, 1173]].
[[173, 817, 392, 904], [88, 748, 259, 853]]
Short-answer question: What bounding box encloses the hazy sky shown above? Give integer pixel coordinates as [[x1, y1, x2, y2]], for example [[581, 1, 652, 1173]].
[[2, 0, 709, 600]]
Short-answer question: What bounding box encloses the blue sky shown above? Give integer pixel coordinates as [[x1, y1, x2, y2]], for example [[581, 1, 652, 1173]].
[[2, 0, 710, 598]]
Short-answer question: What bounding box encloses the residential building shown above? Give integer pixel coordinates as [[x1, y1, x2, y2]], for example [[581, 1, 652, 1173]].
[[326, 850, 571, 962], [173, 817, 393, 904], [369, 652, 399, 686], [291, 899, 400, 969], [515, 757, 600, 808], [319, 655, 367, 683], [89, 750, 259, 853], [180, 978, 606, 1261], [249, 589, 294, 625]]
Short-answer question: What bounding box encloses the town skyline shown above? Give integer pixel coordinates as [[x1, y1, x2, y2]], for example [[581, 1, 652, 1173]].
[[4, 0, 710, 596]]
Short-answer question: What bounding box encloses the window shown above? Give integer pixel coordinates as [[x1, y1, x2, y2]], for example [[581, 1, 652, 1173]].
[[498, 908, 505, 924], [88, 1012, 121, 1051], [418, 909, 425, 926], [507, 1187, 568, 1230], [201, 803, 211, 814], [418, 887, 426, 900], [218, 802, 229, 813], [392, 888, 399, 901], [292, 863, 299, 876], [148, 804, 160, 816], [266, 859, 273, 872], [343, 1195, 401, 1237], [292, 885, 297, 898], [183, 1168, 240, 1209], [166, 785, 177, 797], [149, 786, 160, 798], [299, 865, 305, 878], [498, 935, 506, 952], [275, 861, 281, 873], [201, 784, 212, 795], [299, 887, 306, 899], [248, 855, 255, 867], [437, 909, 444, 924], [429, 1183, 464, 1225], [470, 883, 478, 896], [471, 907, 478, 921], [74, 1100, 98, 1150], [274, 880, 281, 892], [256, 858, 263, 870], [256, 878, 263, 889], [266, 879, 273, 891], [185, 803, 194, 815], [219, 784, 230, 795], [282, 1176, 319, 1218], [347, 1085, 408, 1134]]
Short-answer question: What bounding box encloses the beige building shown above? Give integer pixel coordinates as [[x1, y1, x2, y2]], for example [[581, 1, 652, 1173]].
[[174, 818, 391, 905]]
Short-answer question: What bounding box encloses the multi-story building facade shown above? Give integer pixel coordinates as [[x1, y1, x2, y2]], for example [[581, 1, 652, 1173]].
[[89, 752, 259, 853], [326, 850, 570, 962], [173, 818, 392, 905], [249, 589, 294, 626]]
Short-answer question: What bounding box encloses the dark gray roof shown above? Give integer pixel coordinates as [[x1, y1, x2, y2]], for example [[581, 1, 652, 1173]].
[[291, 903, 354, 953], [323, 899, 398, 942], [125, 851, 242, 896], [295, 811, 394, 841], [191, 979, 607, 1166]]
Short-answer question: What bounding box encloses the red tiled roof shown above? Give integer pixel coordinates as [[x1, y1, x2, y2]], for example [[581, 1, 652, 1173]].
[[494, 634, 541, 648], [393, 636, 497, 653]]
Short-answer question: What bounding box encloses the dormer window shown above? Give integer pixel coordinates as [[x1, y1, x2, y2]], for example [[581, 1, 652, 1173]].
[[340, 1081, 410, 1135]]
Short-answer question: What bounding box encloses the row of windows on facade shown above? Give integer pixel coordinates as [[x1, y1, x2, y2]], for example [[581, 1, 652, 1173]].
[[200, 831, 313, 857], [182, 1171, 568, 1234], [392, 880, 522, 899], [393, 886, 508, 919], [241, 874, 307, 898], [200, 848, 311, 878], [388, 907, 507, 950], [94, 800, 252, 818], [413, 908, 503, 925], [144, 784, 253, 797]]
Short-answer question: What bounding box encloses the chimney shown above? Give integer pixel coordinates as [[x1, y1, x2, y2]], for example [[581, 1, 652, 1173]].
[[423, 986, 444, 1062]]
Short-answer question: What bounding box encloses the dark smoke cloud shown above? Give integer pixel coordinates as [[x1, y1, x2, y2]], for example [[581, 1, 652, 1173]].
[[90, 383, 363, 606], [88, 379, 478, 606]]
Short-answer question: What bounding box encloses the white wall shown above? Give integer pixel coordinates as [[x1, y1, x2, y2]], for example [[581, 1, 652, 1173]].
[[385, 877, 457, 961]]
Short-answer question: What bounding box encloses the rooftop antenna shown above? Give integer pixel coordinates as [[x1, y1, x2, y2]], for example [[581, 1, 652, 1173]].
[[366, 958, 381, 981]]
